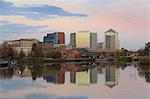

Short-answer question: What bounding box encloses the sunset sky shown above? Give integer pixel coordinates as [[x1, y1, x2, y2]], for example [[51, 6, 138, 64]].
[[0, 0, 149, 49]]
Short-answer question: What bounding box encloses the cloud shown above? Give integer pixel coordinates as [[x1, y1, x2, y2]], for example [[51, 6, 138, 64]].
[[0, 20, 52, 43], [0, 20, 47, 34], [0, 0, 87, 20]]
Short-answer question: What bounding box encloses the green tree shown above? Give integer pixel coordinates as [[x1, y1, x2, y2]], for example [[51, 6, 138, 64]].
[[32, 43, 44, 58], [0, 44, 15, 59], [18, 49, 26, 58], [46, 48, 61, 58], [144, 42, 150, 55], [0, 44, 5, 58]]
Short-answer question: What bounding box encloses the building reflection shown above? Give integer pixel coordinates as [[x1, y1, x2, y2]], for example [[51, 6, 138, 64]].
[[76, 69, 90, 85], [90, 67, 97, 84], [41, 64, 65, 84], [102, 63, 120, 88], [70, 71, 76, 84], [43, 69, 65, 84], [1, 61, 149, 88], [70, 63, 98, 85]]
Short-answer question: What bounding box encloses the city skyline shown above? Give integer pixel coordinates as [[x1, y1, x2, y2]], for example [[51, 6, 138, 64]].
[[0, 0, 149, 50]]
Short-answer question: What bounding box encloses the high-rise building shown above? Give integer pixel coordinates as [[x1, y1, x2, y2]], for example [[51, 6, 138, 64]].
[[104, 29, 120, 50], [44, 32, 65, 44], [90, 33, 97, 49], [76, 31, 90, 48], [70, 31, 97, 49], [70, 33, 76, 47]]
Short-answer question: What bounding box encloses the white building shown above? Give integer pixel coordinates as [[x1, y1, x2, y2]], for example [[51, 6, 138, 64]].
[[4, 39, 39, 56], [104, 29, 120, 50]]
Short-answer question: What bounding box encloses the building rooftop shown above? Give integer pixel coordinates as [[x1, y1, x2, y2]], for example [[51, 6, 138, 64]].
[[4, 38, 39, 42], [36, 42, 51, 44], [105, 29, 117, 33], [47, 32, 64, 35]]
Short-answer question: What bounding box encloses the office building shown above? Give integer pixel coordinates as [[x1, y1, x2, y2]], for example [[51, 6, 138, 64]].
[[44, 32, 65, 44], [90, 33, 97, 49], [104, 29, 120, 50], [70, 31, 97, 49]]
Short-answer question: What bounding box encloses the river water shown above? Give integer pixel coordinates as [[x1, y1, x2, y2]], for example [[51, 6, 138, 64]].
[[0, 62, 149, 99]]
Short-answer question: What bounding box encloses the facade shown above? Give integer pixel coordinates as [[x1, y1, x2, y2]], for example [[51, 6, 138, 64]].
[[70, 33, 76, 47], [104, 29, 120, 50], [90, 33, 97, 49], [70, 31, 97, 49], [44, 32, 65, 44], [76, 31, 90, 48], [35, 42, 53, 54], [4, 39, 39, 56]]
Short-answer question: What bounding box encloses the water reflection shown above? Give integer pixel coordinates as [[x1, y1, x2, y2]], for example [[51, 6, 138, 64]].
[[102, 64, 120, 88], [0, 62, 149, 85], [0, 62, 149, 99]]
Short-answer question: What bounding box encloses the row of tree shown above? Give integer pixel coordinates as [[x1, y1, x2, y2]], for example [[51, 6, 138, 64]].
[[0, 43, 61, 59], [31, 43, 61, 58], [0, 44, 26, 59], [138, 42, 150, 56]]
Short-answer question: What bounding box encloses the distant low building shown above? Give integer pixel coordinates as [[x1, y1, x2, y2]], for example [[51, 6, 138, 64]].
[[4, 39, 39, 56], [35, 42, 53, 54], [76, 70, 90, 85], [98, 42, 104, 49]]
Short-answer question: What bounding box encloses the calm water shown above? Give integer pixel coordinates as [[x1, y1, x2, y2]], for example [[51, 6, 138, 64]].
[[0, 62, 149, 99]]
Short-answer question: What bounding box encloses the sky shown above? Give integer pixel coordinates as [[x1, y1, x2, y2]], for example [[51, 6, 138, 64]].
[[0, 0, 149, 49]]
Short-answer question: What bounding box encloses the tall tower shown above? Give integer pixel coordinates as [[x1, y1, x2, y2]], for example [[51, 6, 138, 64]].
[[76, 31, 90, 48], [90, 33, 97, 49], [70, 33, 76, 47], [70, 31, 97, 49], [104, 29, 120, 50]]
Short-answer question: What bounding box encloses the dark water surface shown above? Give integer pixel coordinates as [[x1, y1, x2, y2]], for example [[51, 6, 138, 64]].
[[0, 62, 149, 99]]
